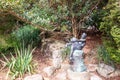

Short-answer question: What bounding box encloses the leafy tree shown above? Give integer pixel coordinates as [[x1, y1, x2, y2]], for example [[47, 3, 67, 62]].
[[0, 0, 108, 38], [48, 0, 107, 38]]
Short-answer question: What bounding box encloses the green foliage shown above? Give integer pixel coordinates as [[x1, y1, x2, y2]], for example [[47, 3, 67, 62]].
[[62, 46, 71, 60], [2, 45, 35, 79], [99, 0, 120, 64], [11, 25, 41, 47], [0, 14, 16, 34], [100, 0, 120, 34], [102, 37, 120, 65], [0, 0, 103, 32], [0, 0, 55, 30], [111, 26, 120, 48], [50, 0, 101, 24], [23, 6, 54, 29], [97, 45, 114, 66], [0, 35, 14, 54], [0, 35, 8, 52], [84, 9, 107, 28]]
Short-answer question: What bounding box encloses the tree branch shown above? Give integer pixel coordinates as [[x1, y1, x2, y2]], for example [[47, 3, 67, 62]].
[[79, 0, 100, 23]]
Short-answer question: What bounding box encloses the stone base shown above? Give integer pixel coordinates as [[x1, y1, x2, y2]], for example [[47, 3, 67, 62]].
[[67, 69, 90, 80], [24, 74, 43, 80], [97, 63, 120, 78], [90, 73, 102, 80]]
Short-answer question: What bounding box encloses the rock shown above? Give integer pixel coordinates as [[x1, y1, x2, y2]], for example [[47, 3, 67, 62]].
[[16, 78, 23, 80], [44, 77, 50, 80], [97, 63, 114, 78], [90, 73, 102, 80], [53, 58, 62, 69], [52, 50, 62, 59], [67, 69, 90, 80], [108, 69, 120, 77], [87, 64, 97, 72], [52, 50, 63, 69], [24, 74, 43, 80], [97, 63, 120, 78], [0, 77, 3, 80], [61, 64, 71, 71], [43, 66, 56, 76], [56, 72, 67, 80], [49, 41, 65, 51]]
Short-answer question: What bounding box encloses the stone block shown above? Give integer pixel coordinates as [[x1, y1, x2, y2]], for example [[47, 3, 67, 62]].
[[67, 69, 90, 80]]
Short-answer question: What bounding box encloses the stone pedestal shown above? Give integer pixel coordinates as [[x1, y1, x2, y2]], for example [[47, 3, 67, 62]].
[[72, 50, 86, 72], [67, 69, 90, 80]]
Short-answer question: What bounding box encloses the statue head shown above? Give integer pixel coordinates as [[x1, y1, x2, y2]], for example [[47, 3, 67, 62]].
[[80, 33, 87, 41], [81, 33, 87, 39]]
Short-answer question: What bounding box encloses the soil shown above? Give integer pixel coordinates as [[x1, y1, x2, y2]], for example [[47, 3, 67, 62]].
[[0, 35, 120, 80]]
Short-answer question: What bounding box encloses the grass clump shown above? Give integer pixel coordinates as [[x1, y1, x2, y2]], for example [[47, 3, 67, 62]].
[[2, 45, 35, 79]]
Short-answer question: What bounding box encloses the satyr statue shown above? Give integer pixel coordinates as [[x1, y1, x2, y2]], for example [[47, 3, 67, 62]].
[[66, 33, 87, 72]]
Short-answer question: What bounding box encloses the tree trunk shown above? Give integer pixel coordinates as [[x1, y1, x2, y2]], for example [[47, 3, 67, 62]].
[[72, 18, 80, 39]]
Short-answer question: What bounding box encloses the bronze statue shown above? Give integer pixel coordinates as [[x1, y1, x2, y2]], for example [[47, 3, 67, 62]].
[[66, 33, 87, 72]]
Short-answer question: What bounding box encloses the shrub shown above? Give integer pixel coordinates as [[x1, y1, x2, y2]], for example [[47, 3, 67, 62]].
[[103, 36, 120, 65], [0, 14, 16, 34], [0, 35, 14, 54], [11, 25, 41, 47], [2, 45, 35, 79], [97, 45, 114, 67], [99, 0, 120, 65]]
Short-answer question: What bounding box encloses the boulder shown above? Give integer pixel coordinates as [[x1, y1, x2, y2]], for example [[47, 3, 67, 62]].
[[97, 63, 120, 78], [90, 73, 102, 80], [44, 77, 50, 80], [49, 41, 65, 52], [56, 72, 67, 80], [67, 69, 90, 80], [16, 78, 23, 80], [43, 66, 56, 76], [24, 74, 43, 80], [52, 50, 62, 59], [53, 58, 62, 69], [109, 70, 120, 77], [61, 64, 71, 71], [87, 64, 97, 72], [52, 50, 63, 69]]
